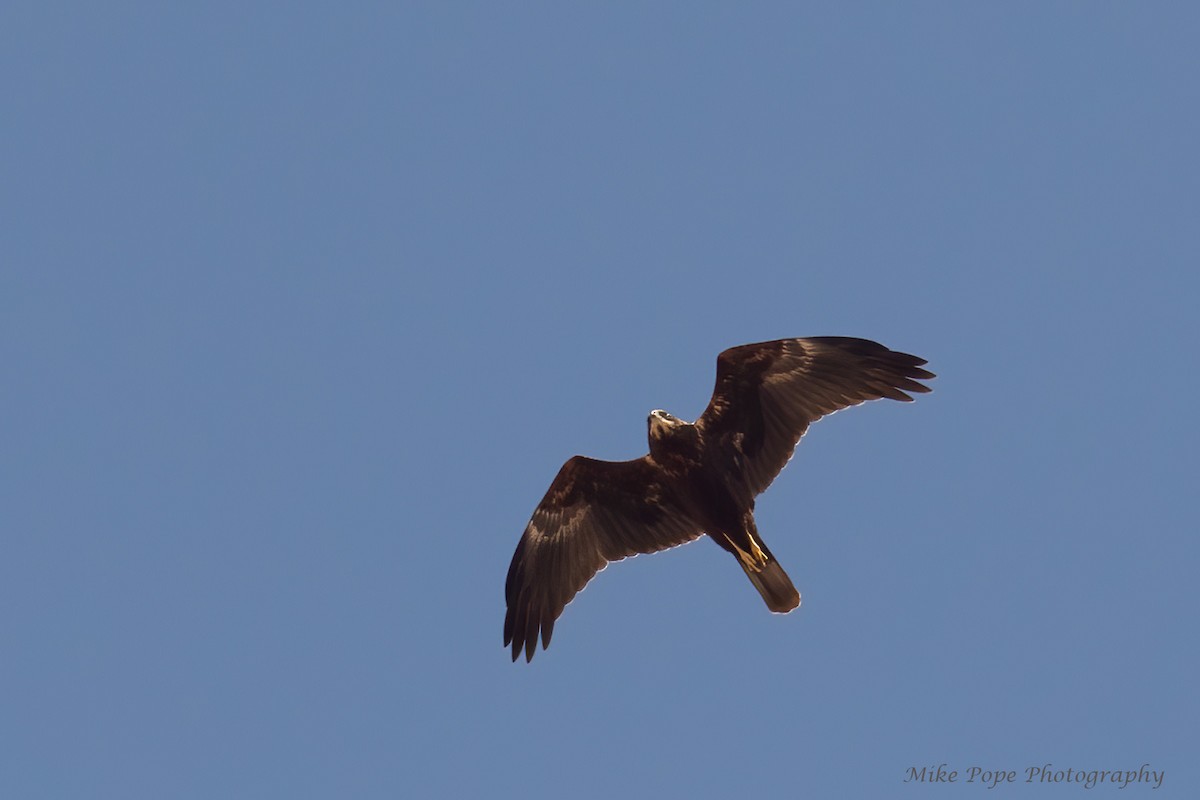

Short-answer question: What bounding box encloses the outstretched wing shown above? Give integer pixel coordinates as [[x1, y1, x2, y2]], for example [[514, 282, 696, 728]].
[[697, 337, 934, 499], [504, 455, 702, 662]]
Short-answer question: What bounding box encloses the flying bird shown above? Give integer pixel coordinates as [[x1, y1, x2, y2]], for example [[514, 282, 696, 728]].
[[504, 336, 933, 662]]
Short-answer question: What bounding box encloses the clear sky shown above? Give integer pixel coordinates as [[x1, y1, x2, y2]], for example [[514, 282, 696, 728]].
[[4, 3, 1197, 798]]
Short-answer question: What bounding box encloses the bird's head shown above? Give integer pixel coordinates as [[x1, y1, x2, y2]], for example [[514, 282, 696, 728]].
[[648, 409, 686, 442]]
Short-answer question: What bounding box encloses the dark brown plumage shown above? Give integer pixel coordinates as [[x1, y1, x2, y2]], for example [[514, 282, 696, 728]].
[[504, 337, 934, 662]]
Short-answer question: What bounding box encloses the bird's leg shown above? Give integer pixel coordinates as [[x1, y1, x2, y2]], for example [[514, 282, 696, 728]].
[[725, 534, 769, 573]]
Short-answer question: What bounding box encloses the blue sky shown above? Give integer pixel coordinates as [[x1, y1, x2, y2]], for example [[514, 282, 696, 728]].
[[4, 3, 1197, 797]]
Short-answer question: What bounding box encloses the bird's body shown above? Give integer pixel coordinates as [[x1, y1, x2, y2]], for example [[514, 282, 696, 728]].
[[646, 409, 800, 613], [504, 336, 934, 662]]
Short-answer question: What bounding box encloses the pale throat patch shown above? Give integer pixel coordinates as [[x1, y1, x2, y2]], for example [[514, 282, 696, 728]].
[[649, 410, 679, 438]]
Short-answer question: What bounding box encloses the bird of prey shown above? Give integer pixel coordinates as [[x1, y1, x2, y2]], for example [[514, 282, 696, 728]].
[[504, 336, 933, 662]]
